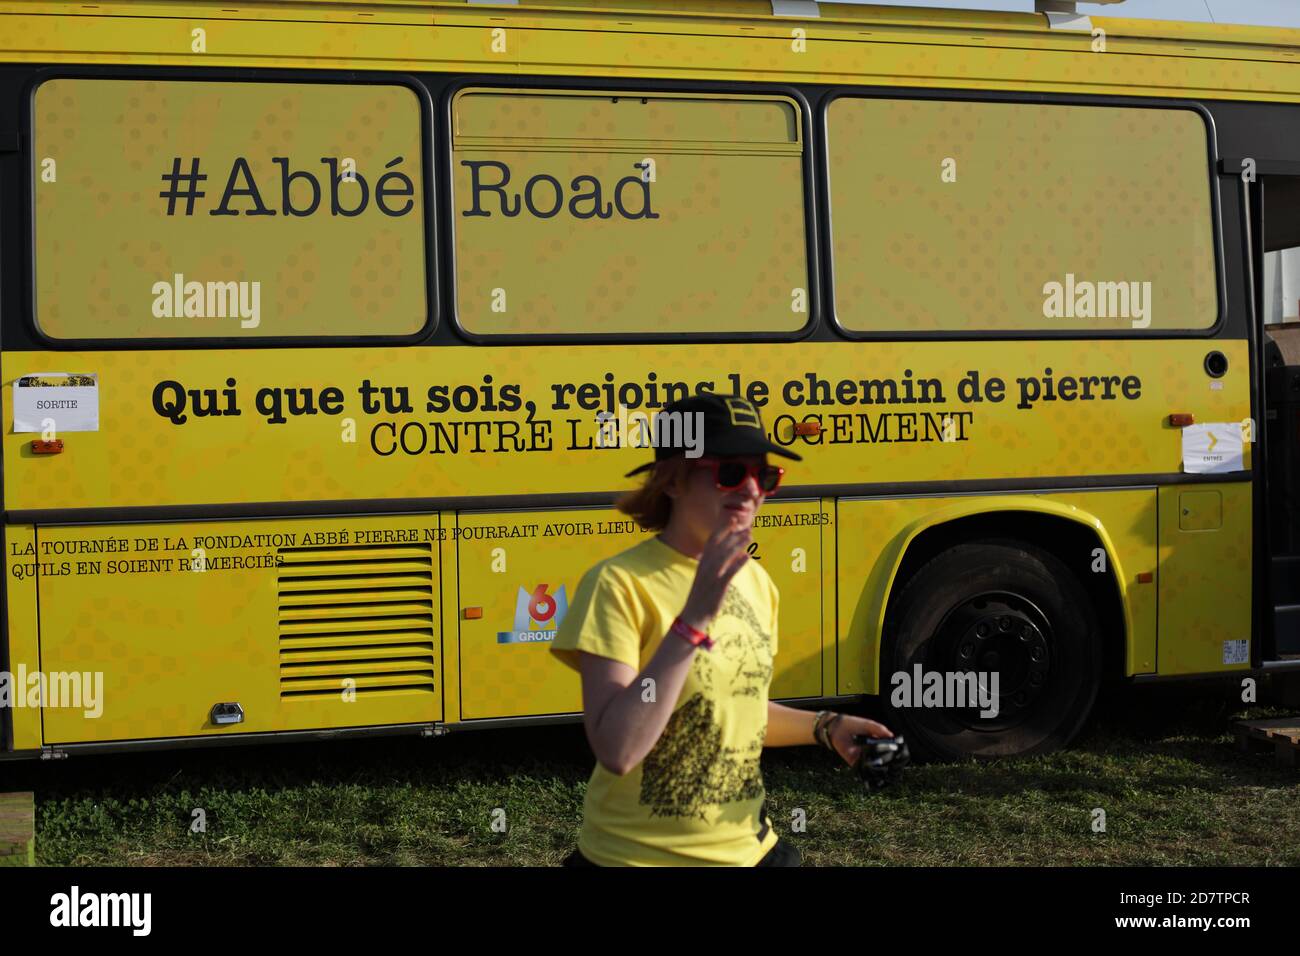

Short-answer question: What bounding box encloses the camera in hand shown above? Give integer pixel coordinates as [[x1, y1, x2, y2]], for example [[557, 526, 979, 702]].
[[851, 734, 910, 791]]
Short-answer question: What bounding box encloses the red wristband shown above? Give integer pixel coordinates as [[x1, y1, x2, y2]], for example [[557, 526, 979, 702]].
[[671, 616, 714, 651]]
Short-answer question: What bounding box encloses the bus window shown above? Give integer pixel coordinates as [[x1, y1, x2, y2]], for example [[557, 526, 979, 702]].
[[825, 97, 1218, 334], [32, 79, 430, 340], [450, 88, 810, 336]]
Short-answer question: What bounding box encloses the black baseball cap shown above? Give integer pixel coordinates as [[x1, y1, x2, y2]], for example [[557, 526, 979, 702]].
[[623, 392, 803, 477]]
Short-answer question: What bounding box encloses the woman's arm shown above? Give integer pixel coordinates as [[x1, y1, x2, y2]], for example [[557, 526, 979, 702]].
[[763, 701, 819, 747], [578, 519, 755, 775], [764, 701, 895, 766], [578, 635, 697, 776]]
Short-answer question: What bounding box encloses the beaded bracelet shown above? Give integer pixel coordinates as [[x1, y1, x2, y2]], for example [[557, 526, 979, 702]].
[[823, 713, 844, 752], [813, 710, 835, 751], [813, 711, 842, 753]]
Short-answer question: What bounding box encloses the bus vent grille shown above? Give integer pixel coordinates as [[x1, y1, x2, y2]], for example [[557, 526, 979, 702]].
[[276, 543, 436, 700]]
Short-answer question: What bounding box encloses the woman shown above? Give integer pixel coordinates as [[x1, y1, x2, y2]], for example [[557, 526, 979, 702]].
[[550, 392, 893, 867]]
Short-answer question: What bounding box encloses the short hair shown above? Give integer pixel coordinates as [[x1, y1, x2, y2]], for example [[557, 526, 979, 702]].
[[615, 456, 695, 532]]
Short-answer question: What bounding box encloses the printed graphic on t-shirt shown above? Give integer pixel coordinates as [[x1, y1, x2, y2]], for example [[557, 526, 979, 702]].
[[640, 698, 765, 821], [637, 584, 773, 821], [715, 586, 775, 698]]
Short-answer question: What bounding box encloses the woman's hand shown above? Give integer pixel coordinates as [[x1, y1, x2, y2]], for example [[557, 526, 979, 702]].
[[679, 512, 752, 631], [828, 715, 894, 768]]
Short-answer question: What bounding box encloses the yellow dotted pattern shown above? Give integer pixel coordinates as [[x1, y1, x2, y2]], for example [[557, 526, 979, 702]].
[[5, 6, 1300, 106], [456, 508, 650, 720], [452, 89, 809, 335], [38, 515, 441, 745], [4, 524, 42, 749], [33, 79, 426, 339], [828, 98, 1218, 332], [835, 487, 1237, 693], [1156, 483, 1254, 675], [455, 502, 826, 720], [0, 338, 1253, 513]]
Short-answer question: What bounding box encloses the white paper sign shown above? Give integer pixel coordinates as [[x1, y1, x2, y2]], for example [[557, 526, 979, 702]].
[[1181, 422, 1244, 474], [12, 372, 99, 433]]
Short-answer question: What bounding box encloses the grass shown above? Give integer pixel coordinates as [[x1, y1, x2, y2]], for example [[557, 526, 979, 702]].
[[6, 681, 1299, 866]]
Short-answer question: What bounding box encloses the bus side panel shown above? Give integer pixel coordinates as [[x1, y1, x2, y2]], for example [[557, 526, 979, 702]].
[[0, 342, 1252, 515], [35, 515, 442, 744], [1053, 489, 1159, 676], [837, 490, 1159, 695], [453, 500, 825, 722], [1156, 482, 1253, 675], [455, 507, 635, 722], [760, 499, 827, 699], [3, 7, 1300, 105], [820, 498, 839, 698], [4, 524, 43, 750], [438, 517, 463, 726]]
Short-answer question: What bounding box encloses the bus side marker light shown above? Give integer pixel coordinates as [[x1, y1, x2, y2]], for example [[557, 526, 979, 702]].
[[30, 439, 63, 454], [464, 607, 483, 619], [1137, 572, 1154, 584], [794, 421, 821, 436], [1168, 413, 1195, 427]]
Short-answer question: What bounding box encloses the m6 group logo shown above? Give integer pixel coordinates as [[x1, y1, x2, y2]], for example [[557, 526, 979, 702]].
[[497, 584, 568, 644]]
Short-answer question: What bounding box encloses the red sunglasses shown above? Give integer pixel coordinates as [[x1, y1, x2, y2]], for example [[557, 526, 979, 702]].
[[691, 458, 784, 494]]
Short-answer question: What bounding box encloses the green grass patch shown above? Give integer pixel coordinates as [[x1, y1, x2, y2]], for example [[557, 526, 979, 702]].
[[7, 682, 1298, 866]]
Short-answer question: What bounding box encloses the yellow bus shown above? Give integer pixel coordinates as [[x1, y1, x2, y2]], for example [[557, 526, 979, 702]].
[[1, 0, 1297, 762]]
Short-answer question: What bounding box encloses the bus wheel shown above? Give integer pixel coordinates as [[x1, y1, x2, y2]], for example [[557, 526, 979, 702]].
[[881, 540, 1101, 761]]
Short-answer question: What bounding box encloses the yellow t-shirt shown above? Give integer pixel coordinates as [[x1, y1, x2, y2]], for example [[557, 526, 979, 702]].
[[551, 535, 780, 867]]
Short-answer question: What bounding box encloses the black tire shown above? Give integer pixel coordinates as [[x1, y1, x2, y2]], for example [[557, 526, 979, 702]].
[[880, 540, 1101, 761]]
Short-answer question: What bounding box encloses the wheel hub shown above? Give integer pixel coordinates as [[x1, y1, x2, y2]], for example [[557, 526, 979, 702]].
[[932, 592, 1053, 729]]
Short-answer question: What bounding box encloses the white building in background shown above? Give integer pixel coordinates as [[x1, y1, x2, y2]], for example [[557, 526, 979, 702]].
[[1266, 250, 1300, 324]]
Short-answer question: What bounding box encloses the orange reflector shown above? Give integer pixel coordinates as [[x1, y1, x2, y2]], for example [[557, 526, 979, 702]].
[[463, 607, 483, 619], [793, 421, 821, 436], [1168, 413, 1195, 427], [31, 439, 63, 454], [1137, 572, 1154, 584]]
